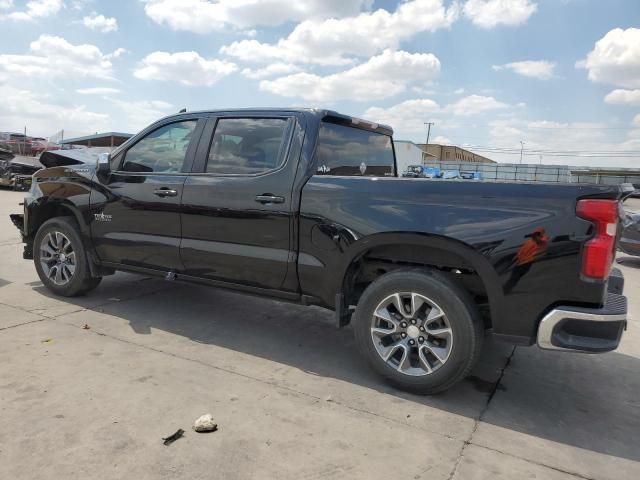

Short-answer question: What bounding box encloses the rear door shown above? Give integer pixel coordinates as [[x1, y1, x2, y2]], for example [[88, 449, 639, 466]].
[[91, 116, 205, 271], [180, 113, 302, 290]]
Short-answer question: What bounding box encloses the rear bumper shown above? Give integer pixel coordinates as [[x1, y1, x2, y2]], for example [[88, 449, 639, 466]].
[[537, 288, 627, 353]]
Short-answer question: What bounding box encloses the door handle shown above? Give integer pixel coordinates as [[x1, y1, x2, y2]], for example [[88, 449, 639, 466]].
[[154, 188, 178, 197], [255, 194, 285, 204]]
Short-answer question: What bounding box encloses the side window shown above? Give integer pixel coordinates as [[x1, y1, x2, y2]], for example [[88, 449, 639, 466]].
[[316, 122, 395, 177], [121, 120, 197, 173], [206, 118, 289, 175]]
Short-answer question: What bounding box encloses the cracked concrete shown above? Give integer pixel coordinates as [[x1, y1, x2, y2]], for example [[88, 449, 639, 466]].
[[1, 188, 639, 480]]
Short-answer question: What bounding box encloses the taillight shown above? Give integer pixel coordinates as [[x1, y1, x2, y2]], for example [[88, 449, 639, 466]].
[[576, 199, 618, 280]]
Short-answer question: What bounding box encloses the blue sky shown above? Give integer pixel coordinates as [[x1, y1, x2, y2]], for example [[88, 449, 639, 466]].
[[1, 0, 639, 166]]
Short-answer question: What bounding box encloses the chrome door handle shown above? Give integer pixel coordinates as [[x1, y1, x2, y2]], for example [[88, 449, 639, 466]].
[[255, 194, 285, 204], [154, 188, 178, 197]]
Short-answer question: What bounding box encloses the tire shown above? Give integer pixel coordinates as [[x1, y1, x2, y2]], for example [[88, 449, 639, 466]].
[[353, 269, 483, 394], [33, 216, 102, 297]]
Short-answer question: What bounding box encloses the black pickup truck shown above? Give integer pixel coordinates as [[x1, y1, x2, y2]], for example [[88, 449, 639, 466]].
[[10, 109, 630, 394]]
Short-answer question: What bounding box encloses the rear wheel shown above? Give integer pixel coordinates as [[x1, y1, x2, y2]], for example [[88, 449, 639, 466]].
[[34, 217, 102, 297], [353, 269, 483, 394]]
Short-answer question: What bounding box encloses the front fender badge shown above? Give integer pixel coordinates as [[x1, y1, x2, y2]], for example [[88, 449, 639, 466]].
[[94, 213, 112, 222]]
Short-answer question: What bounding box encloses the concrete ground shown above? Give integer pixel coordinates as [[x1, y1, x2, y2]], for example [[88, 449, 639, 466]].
[[1, 188, 639, 480]]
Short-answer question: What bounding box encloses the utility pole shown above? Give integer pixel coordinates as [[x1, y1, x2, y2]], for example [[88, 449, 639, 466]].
[[520, 141, 525, 164], [424, 122, 434, 146]]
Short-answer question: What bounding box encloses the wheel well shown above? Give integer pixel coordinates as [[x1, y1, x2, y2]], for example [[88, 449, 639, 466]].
[[29, 203, 77, 238], [342, 244, 492, 328]]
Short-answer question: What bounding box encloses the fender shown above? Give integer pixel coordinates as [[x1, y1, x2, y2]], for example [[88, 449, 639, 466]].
[[335, 232, 505, 327], [23, 167, 98, 267]]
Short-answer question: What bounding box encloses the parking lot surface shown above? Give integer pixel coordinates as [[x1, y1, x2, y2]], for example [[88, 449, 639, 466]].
[[1, 188, 639, 480]]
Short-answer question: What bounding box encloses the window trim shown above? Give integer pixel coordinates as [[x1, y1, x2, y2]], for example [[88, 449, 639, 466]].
[[114, 117, 203, 175], [196, 115, 295, 178]]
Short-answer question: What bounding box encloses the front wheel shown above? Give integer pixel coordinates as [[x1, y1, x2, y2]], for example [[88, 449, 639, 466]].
[[33, 217, 102, 297], [353, 269, 483, 394]]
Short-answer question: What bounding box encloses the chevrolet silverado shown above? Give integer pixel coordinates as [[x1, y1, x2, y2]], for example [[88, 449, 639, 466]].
[[10, 109, 630, 393]]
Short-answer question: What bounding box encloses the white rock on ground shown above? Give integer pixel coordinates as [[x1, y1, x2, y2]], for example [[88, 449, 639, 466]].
[[193, 413, 217, 433]]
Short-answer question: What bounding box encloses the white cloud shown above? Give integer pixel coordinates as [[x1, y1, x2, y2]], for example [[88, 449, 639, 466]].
[[493, 60, 555, 80], [1, 0, 62, 21], [0, 82, 175, 136], [445, 94, 509, 116], [107, 98, 175, 132], [482, 118, 640, 167], [0, 85, 110, 135], [578, 28, 640, 89], [241, 63, 300, 80], [604, 89, 640, 106], [133, 51, 237, 86], [260, 50, 441, 102], [362, 94, 511, 137], [83, 13, 118, 33], [0, 35, 121, 81], [221, 0, 459, 65], [463, 0, 537, 28], [432, 135, 452, 144], [144, 0, 371, 33], [76, 87, 121, 95], [0, 1, 14, 10], [106, 48, 128, 60], [364, 99, 441, 136]]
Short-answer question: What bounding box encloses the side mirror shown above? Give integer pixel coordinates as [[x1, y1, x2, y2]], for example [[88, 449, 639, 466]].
[[97, 152, 110, 174]]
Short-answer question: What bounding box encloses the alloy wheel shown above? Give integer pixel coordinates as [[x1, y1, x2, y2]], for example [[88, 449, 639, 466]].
[[370, 292, 453, 376], [39, 231, 76, 286]]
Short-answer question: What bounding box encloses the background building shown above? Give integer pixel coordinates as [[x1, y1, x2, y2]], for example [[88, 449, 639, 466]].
[[60, 132, 133, 149], [393, 140, 436, 173], [418, 144, 495, 163]]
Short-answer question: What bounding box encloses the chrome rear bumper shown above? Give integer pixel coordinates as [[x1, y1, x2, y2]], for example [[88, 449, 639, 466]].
[[537, 285, 627, 353]]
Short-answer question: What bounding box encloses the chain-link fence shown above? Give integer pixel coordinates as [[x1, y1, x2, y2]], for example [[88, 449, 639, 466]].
[[422, 161, 640, 185]]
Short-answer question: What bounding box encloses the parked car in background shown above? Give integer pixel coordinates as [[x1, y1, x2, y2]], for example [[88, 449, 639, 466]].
[[402, 166, 443, 178], [619, 211, 640, 257], [460, 171, 483, 180], [0, 148, 42, 190], [402, 165, 426, 178], [31, 138, 61, 156], [0, 132, 33, 156]]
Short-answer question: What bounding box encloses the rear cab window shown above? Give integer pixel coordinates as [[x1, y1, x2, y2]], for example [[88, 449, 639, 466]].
[[316, 121, 395, 177]]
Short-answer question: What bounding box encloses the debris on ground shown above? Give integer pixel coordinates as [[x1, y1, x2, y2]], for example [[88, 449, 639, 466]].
[[41, 338, 53, 344], [82, 324, 90, 330], [193, 414, 218, 433], [162, 429, 185, 446]]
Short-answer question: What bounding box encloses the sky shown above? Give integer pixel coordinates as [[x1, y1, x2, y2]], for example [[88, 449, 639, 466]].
[[0, 0, 639, 167]]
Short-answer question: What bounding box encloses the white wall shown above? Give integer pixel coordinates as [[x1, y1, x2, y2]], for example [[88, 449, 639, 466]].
[[394, 141, 424, 174]]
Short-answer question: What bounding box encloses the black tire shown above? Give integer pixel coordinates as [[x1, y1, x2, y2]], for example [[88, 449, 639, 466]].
[[33, 216, 102, 297], [353, 269, 483, 394]]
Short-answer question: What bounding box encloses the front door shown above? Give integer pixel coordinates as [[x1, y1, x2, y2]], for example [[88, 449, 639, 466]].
[[91, 117, 204, 272], [180, 114, 300, 290]]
